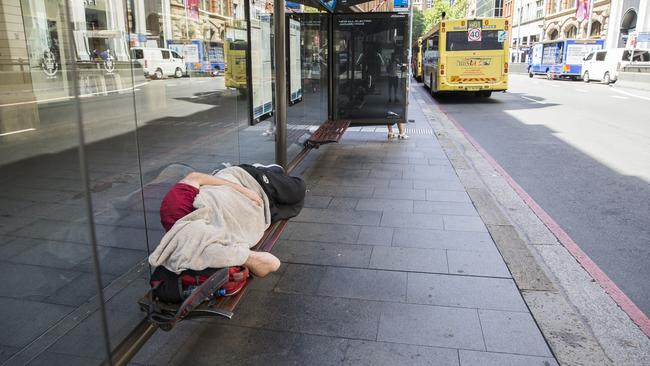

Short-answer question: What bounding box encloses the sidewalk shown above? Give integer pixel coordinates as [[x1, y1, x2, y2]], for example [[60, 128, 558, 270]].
[[131, 93, 560, 365]]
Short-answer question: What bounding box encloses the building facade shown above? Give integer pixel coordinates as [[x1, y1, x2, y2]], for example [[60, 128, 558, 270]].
[[510, 0, 546, 62], [468, 0, 505, 17], [543, 0, 610, 41], [606, 0, 650, 49]]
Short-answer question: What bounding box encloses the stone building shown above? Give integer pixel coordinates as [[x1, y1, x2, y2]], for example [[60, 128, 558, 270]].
[[543, 0, 610, 41]]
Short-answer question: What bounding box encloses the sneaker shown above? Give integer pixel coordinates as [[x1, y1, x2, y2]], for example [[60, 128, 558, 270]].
[[218, 266, 250, 296], [252, 163, 285, 173], [387, 132, 396, 139], [398, 133, 409, 140]]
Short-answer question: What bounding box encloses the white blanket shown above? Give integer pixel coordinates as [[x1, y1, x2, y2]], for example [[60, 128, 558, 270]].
[[149, 167, 271, 273]]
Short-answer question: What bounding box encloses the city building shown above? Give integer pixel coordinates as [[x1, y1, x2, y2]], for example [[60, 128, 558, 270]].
[[543, 0, 610, 41], [510, 0, 546, 62], [467, 0, 505, 17], [606, 0, 650, 48]]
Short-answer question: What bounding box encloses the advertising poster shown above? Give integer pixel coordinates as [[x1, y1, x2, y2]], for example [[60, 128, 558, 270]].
[[289, 18, 302, 104], [250, 10, 273, 121]]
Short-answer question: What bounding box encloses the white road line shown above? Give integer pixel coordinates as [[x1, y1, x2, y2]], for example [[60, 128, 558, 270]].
[[612, 95, 628, 99], [0, 82, 148, 108], [521, 96, 546, 104], [0, 128, 35, 137], [575, 88, 588, 92], [551, 84, 560, 88], [611, 87, 650, 102]]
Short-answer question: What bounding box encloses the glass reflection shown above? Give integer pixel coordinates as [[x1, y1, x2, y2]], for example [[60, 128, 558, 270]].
[[333, 13, 409, 124]]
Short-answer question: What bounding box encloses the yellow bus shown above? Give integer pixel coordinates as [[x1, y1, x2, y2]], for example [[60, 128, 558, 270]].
[[224, 40, 248, 91], [422, 18, 509, 97], [412, 37, 423, 82]]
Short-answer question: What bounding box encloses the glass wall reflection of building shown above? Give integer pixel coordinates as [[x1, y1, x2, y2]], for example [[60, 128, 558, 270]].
[[0, 0, 331, 363]]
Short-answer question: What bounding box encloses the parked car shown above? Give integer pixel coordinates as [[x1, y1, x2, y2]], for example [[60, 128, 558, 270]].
[[131, 47, 187, 79], [581, 48, 650, 84]]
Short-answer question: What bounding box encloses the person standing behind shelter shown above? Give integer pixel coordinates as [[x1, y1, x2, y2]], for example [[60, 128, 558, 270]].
[[386, 52, 409, 140]]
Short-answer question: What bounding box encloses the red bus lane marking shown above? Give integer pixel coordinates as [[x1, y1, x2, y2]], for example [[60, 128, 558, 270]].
[[435, 101, 650, 338]]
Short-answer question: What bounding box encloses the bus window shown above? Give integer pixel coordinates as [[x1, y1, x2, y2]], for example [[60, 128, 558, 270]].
[[432, 35, 439, 50], [446, 30, 503, 51], [161, 50, 170, 59]]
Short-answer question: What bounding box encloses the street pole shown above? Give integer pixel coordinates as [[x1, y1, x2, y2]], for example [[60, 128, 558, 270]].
[[585, 0, 595, 38], [516, 0, 523, 62], [274, 0, 287, 168], [406, 0, 414, 122]]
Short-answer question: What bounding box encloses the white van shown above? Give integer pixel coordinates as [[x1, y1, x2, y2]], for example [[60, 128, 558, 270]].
[[131, 47, 187, 79], [581, 48, 650, 84]]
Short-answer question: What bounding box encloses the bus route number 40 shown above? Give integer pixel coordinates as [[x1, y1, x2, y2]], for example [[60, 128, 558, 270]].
[[468, 28, 482, 42]]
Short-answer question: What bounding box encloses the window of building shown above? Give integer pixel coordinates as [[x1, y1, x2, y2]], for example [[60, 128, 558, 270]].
[[565, 25, 577, 39], [590, 21, 601, 37], [536, 0, 543, 18], [549, 29, 559, 40]]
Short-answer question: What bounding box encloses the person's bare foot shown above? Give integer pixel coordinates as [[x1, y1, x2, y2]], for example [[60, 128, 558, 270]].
[[244, 251, 281, 277]]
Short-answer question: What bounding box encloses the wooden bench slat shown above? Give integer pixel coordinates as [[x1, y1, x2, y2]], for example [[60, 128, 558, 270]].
[[306, 119, 350, 146]]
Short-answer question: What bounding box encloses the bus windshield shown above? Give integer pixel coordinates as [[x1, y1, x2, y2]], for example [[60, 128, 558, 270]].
[[446, 30, 504, 51]]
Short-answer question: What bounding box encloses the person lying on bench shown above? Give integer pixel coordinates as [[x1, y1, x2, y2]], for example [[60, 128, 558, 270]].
[[149, 163, 306, 278]]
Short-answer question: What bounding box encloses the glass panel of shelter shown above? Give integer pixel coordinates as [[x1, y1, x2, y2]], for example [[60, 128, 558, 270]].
[[333, 12, 409, 125]]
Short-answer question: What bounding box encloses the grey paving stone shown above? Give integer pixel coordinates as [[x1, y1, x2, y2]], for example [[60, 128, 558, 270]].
[[49, 310, 143, 359], [73, 246, 146, 276], [368, 169, 403, 179], [317, 267, 407, 302], [427, 190, 472, 203], [0, 345, 18, 364], [45, 272, 117, 307], [356, 198, 413, 213], [227, 291, 382, 340], [413, 179, 465, 191], [447, 250, 511, 278], [373, 187, 426, 200], [380, 211, 444, 230], [294, 208, 381, 226], [274, 240, 372, 267], [284, 222, 361, 244], [27, 351, 103, 366], [0, 298, 74, 348], [303, 195, 332, 208], [459, 350, 558, 366], [443, 216, 487, 232], [275, 264, 328, 295], [407, 273, 527, 311], [392, 228, 496, 252], [357, 226, 393, 246], [343, 340, 460, 366], [318, 176, 390, 188], [10, 240, 91, 270], [388, 179, 414, 189], [309, 185, 375, 198], [303, 167, 370, 178], [369, 247, 448, 273], [378, 302, 485, 350], [478, 310, 553, 357], [0, 262, 81, 300], [328, 197, 359, 210], [0, 236, 38, 259], [414, 201, 478, 216]]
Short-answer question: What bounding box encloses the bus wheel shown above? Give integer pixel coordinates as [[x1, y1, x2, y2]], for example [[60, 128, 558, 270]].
[[528, 69, 533, 78], [479, 91, 492, 97], [546, 70, 553, 80], [430, 75, 437, 97]]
